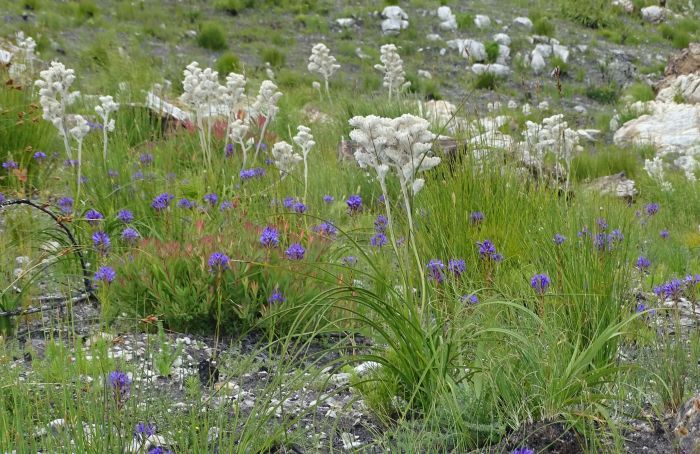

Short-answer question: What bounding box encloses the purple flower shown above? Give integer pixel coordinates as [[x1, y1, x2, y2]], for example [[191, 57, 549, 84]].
[[151, 193, 174, 211], [260, 226, 280, 248], [134, 422, 156, 437], [85, 209, 104, 224], [57, 197, 74, 214], [108, 370, 131, 403], [219, 201, 233, 211], [462, 294, 479, 304], [346, 195, 362, 214], [139, 153, 154, 165], [660, 229, 669, 239], [374, 215, 388, 233], [378, 194, 386, 203], [531, 273, 551, 294], [33, 151, 47, 160], [593, 233, 609, 251], [645, 203, 659, 216], [94, 266, 116, 284], [477, 239, 501, 261], [469, 211, 484, 224], [426, 259, 445, 283], [370, 232, 387, 248], [292, 201, 307, 214], [654, 279, 684, 300], [610, 229, 624, 243], [64, 159, 78, 168], [178, 198, 194, 209], [577, 225, 590, 238], [314, 222, 338, 238], [635, 256, 651, 271], [2, 160, 18, 170], [116, 209, 134, 224], [323, 195, 334, 203], [283, 197, 296, 209], [596, 218, 608, 231], [92, 231, 111, 254], [448, 259, 466, 277], [240, 168, 265, 180], [0, 193, 4, 204], [285, 243, 305, 260], [268, 288, 286, 304], [636, 303, 647, 313], [203, 193, 218, 206], [121, 227, 139, 243], [108, 169, 119, 178], [511, 449, 534, 454], [147, 448, 173, 454], [553, 234, 566, 245], [132, 171, 144, 181], [342, 256, 357, 266], [225, 143, 234, 157], [208, 252, 230, 272]]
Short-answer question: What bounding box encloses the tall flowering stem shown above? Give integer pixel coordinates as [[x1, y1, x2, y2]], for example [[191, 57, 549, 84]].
[[293, 125, 315, 203], [69, 115, 90, 202], [94, 95, 119, 165], [251, 80, 282, 163], [374, 44, 409, 101], [307, 43, 340, 101], [349, 114, 441, 316]]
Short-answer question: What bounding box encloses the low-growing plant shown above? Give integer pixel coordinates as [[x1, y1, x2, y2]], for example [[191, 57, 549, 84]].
[[625, 82, 655, 102], [485, 41, 500, 63], [585, 83, 619, 104], [197, 21, 228, 50], [216, 52, 242, 75], [532, 17, 555, 37], [474, 72, 499, 90], [261, 47, 286, 68]]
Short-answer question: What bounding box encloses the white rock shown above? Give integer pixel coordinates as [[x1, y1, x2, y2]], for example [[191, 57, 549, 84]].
[[426, 33, 442, 41], [577, 129, 600, 141], [534, 43, 553, 58], [381, 6, 409, 34], [465, 40, 487, 62], [552, 44, 570, 63], [437, 6, 457, 31], [613, 101, 700, 156], [538, 101, 550, 110], [496, 45, 510, 65], [471, 63, 510, 77], [531, 51, 546, 73], [417, 69, 432, 79], [493, 33, 511, 46], [0, 49, 11, 65], [612, 0, 634, 13], [508, 100, 518, 109], [336, 18, 355, 27], [574, 105, 587, 114], [657, 74, 700, 104], [513, 17, 533, 29], [474, 14, 491, 29], [641, 6, 668, 24]]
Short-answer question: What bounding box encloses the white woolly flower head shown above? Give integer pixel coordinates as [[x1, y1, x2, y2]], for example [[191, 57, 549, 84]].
[[271, 140, 302, 175], [251, 80, 282, 121], [307, 43, 340, 80], [374, 44, 409, 98], [349, 114, 440, 194], [222, 72, 247, 111], [69, 115, 90, 141], [180, 61, 223, 111], [523, 114, 580, 163], [94, 95, 119, 132], [293, 125, 315, 158], [644, 156, 665, 182], [34, 61, 81, 136], [229, 119, 249, 143], [16, 31, 36, 56]]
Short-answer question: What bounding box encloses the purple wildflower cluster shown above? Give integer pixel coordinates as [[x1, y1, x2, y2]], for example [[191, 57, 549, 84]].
[[285, 243, 305, 260], [108, 370, 131, 405], [370, 232, 387, 248], [477, 240, 503, 262], [645, 203, 659, 216], [346, 195, 362, 214], [94, 266, 116, 284], [511, 448, 534, 454], [635, 256, 651, 271], [268, 288, 286, 304], [654, 275, 700, 301], [282, 197, 307, 213], [240, 168, 265, 180], [34, 151, 47, 160], [152, 193, 174, 211], [117, 209, 134, 224], [178, 198, 194, 209], [323, 195, 334, 203], [374, 215, 388, 233], [469, 211, 484, 224], [553, 233, 566, 245], [122, 227, 139, 243], [134, 422, 157, 437], [313, 222, 338, 238], [530, 273, 551, 294], [139, 153, 154, 165], [93, 231, 111, 254], [461, 294, 479, 304], [426, 259, 445, 283], [57, 197, 73, 214], [208, 252, 230, 272], [85, 209, 104, 224], [260, 226, 280, 248], [203, 193, 218, 206], [3, 160, 18, 170]]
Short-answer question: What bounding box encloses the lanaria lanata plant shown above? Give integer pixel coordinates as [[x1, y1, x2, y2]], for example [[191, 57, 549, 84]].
[[69, 115, 90, 202], [35, 61, 81, 160], [94, 95, 119, 164], [374, 44, 410, 100], [180, 61, 223, 169], [644, 157, 673, 192], [271, 141, 302, 178], [228, 119, 253, 169], [221, 72, 247, 158], [10, 31, 36, 85], [293, 125, 316, 202], [307, 43, 340, 100], [251, 80, 282, 163]]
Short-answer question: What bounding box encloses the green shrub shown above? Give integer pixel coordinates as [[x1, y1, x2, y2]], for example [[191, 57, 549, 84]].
[[585, 83, 619, 104], [405, 74, 442, 100], [214, 0, 245, 15], [659, 24, 691, 49], [559, 0, 612, 29], [76, 0, 98, 21], [533, 17, 555, 37], [625, 82, 655, 102], [474, 72, 499, 90], [672, 32, 690, 49], [485, 42, 500, 63], [197, 22, 228, 50], [456, 13, 474, 30], [261, 47, 286, 68], [216, 52, 241, 75]]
